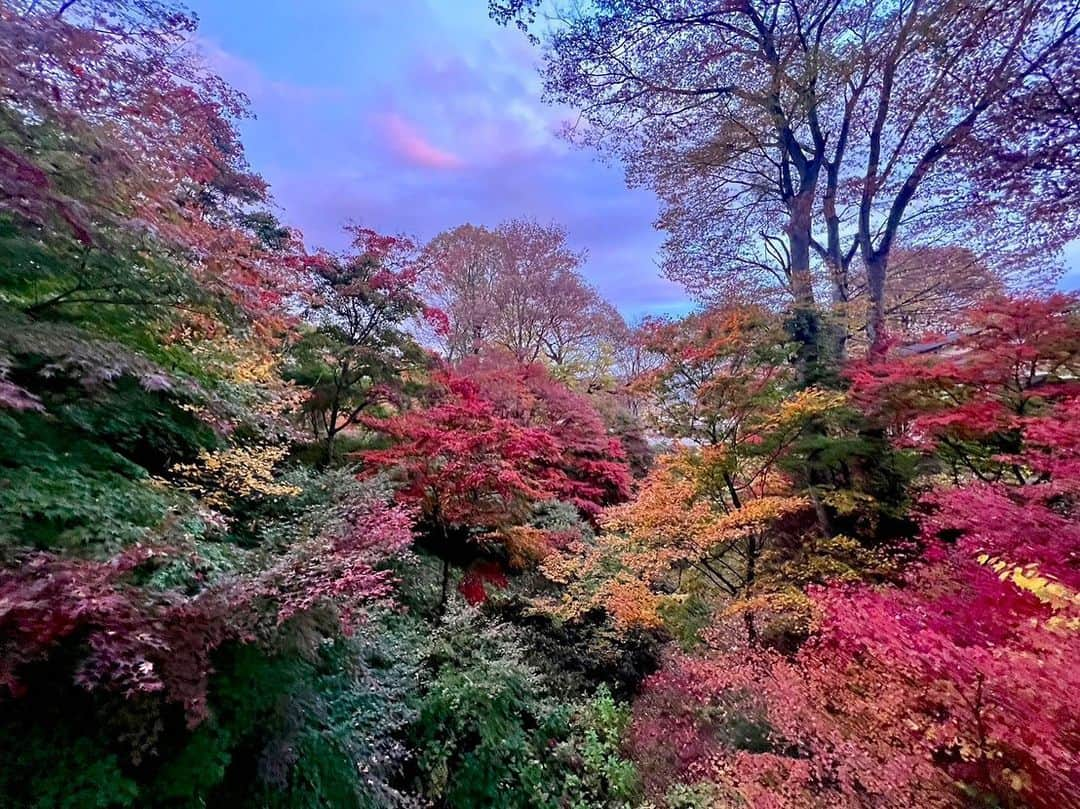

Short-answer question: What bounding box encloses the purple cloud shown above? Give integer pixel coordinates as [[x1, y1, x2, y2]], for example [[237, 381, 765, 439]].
[[376, 112, 465, 171]]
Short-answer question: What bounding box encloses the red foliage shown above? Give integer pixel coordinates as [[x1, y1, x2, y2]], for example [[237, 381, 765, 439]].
[[458, 561, 509, 606], [361, 355, 631, 529], [462, 355, 633, 513], [0, 489, 413, 725], [632, 296, 1079, 807], [849, 294, 1079, 447], [805, 293, 1080, 805], [850, 293, 1080, 583], [809, 553, 1079, 809], [633, 545, 1078, 808], [271, 490, 414, 627], [0, 1, 308, 328], [631, 615, 958, 808], [0, 549, 230, 724]]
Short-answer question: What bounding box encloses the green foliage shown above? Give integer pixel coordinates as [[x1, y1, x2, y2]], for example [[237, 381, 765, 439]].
[[663, 781, 726, 809], [194, 616, 420, 809], [558, 685, 640, 809], [0, 611, 422, 809], [531, 499, 596, 536], [656, 578, 715, 651], [0, 409, 177, 552], [0, 730, 139, 809], [408, 607, 642, 808]]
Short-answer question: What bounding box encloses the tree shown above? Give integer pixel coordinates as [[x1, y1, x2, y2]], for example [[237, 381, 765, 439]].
[[847, 0, 1079, 350], [845, 246, 1005, 344], [0, 8, 427, 806], [631, 502, 1078, 807], [629, 616, 961, 808], [540, 304, 907, 639], [493, 0, 1080, 353], [420, 223, 503, 359], [422, 219, 626, 370], [286, 227, 429, 463], [539, 447, 820, 635], [830, 293, 1080, 805], [848, 292, 1080, 492], [631, 306, 793, 452], [461, 354, 634, 513], [361, 356, 631, 606], [494, 0, 843, 309], [0, 0, 303, 330]]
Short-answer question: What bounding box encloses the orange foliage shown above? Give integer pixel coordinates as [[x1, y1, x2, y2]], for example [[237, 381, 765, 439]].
[[539, 447, 816, 631]]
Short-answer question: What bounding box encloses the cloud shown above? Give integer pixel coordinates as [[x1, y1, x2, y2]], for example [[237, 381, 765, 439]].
[[377, 112, 465, 170], [196, 37, 339, 106], [404, 44, 565, 167], [182, 0, 698, 316]]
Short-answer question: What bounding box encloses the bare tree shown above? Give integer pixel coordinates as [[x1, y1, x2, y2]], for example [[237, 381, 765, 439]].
[[493, 0, 1080, 356]]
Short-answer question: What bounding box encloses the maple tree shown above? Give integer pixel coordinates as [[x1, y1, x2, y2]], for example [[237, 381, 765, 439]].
[[849, 293, 1080, 492], [625, 295, 1080, 807], [630, 304, 871, 523], [629, 619, 956, 808], [549, 305, 907, 636], [361, 354, 631, 605], [0, 0, 305, 332], [363, 355, 631, 525], [0, 5, 430, 805], [631, 306, 793, 450], [286, 227, 430, 463]]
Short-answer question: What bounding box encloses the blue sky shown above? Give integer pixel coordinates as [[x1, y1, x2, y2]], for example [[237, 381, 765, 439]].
[[185, 0, 1078, 320]]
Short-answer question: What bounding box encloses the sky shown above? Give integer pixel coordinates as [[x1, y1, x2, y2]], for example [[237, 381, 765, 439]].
[[184, 0, 1079, 320], [183, 0, 688, 321]]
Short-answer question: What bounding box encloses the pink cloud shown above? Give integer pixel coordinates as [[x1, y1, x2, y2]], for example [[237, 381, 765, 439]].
[[378, 112, 464, 170]]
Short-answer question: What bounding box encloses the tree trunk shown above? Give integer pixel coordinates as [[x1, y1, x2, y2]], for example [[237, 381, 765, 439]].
[[439, 556, 451, 615], [787, 194, 816, 310], [743, 610, 758, 646], [823, 190, 849, 363], [786, 194, 824, 383], [743, 536, 759, 645], [323, 428, 336, 467], [865, 254, 889, 357]]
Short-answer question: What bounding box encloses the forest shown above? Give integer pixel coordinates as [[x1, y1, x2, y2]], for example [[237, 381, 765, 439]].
[[0, 0, 1077, 807]]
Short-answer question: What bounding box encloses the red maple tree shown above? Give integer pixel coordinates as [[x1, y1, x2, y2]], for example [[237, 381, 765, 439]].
[[361, 355, 631, 604]]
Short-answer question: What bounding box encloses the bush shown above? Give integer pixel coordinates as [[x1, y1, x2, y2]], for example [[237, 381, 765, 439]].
[[406, 607, 642, 808]]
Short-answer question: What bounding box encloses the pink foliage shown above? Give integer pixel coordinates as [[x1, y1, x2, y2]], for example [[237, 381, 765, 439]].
[[633, 296, 1079, 807], [272, 491, 414, 627], [0, 489, 413, 726], [0, 549, 229, 724]]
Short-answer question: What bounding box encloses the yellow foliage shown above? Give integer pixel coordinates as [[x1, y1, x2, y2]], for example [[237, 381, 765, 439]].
[[977, 554, 1080, 630], [172, 445, 301, 509], [767, 534, 898, 587], [601, 450, 810, 565], [538, 548, 584, 585], [599, 577, 665, 630], [722, 588, 816, 638], [537, 447, 817, 633], [759, 387, 846, 432], [822, 489, 877, 516], [188, 334, 282, 384]]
